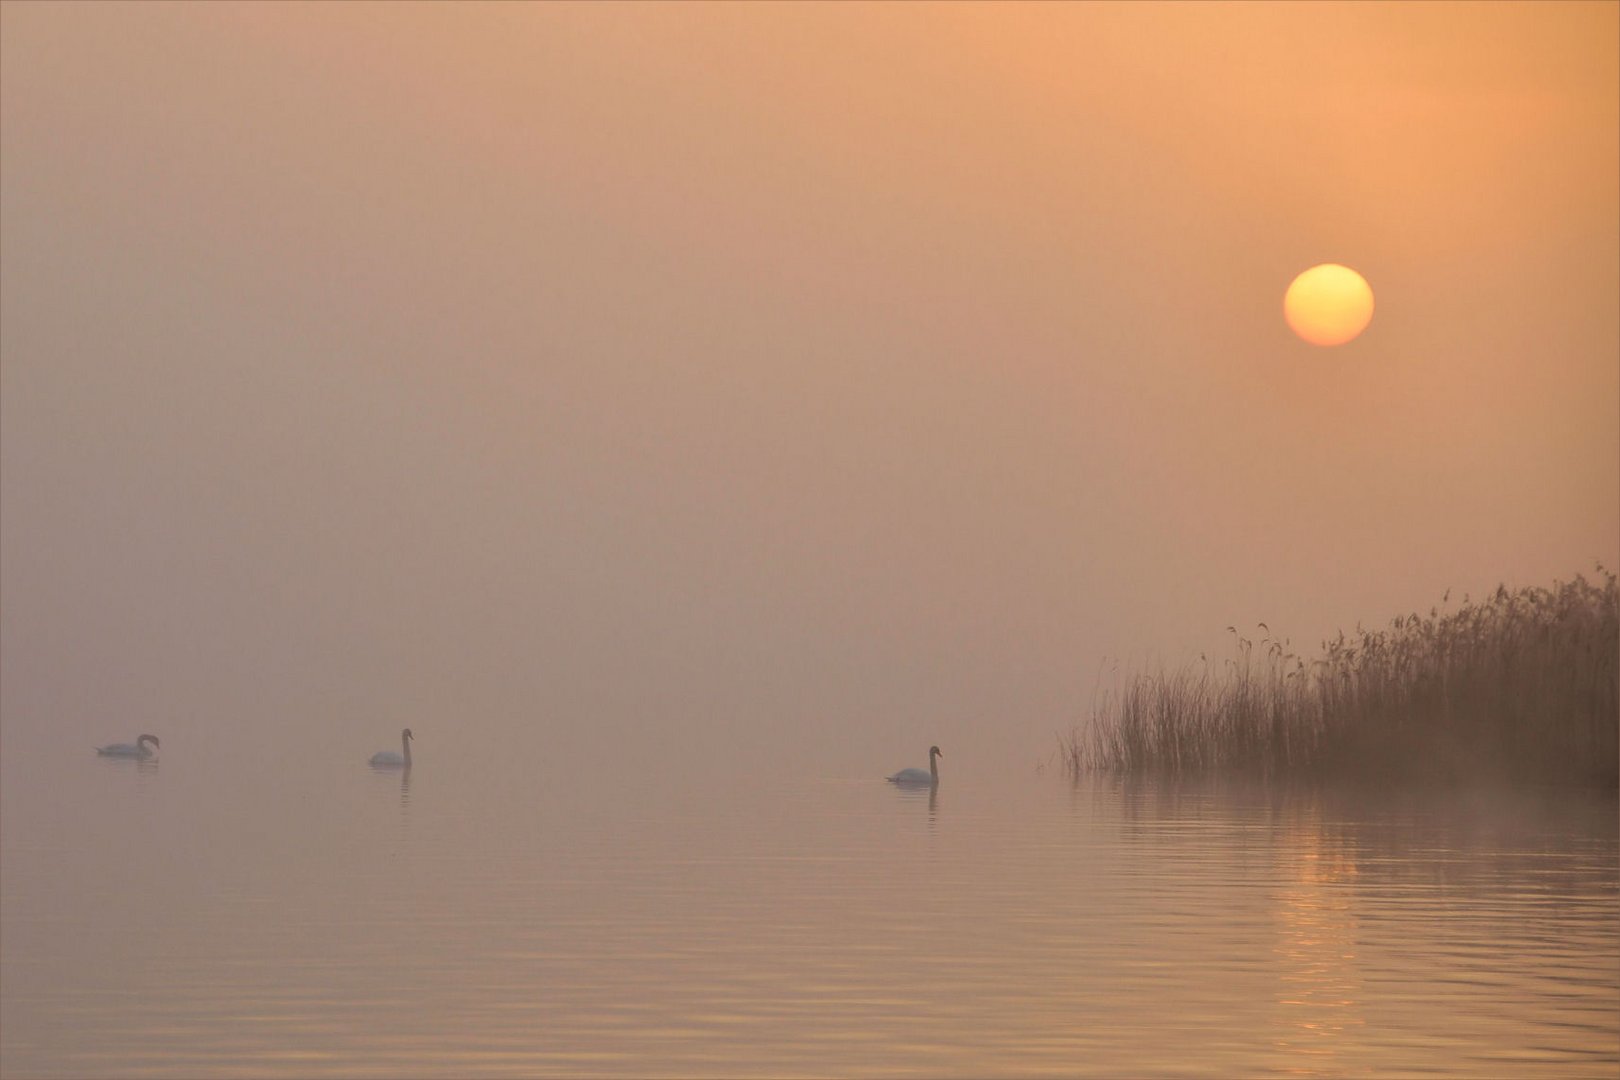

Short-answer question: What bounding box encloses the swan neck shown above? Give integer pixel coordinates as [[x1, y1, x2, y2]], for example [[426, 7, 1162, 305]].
[[402, 733, 412, 767]]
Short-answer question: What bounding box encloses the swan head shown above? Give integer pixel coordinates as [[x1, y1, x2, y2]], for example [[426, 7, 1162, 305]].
[[929, 745, 942, 758], [138, 735, 161, 749], [402, 728, 414, 741]]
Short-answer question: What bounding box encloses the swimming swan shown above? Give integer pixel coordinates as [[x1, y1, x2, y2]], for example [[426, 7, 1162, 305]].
[[887, 745, 941, 785], [96, 734, 160, 758], [369, 728, 413, 768]]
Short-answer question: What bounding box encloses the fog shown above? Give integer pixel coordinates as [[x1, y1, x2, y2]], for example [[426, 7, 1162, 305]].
[[3, 2, 1616, 779]]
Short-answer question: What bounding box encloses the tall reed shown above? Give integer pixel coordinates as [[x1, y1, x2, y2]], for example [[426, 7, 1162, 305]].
[[1065, 571, 1619, 787]]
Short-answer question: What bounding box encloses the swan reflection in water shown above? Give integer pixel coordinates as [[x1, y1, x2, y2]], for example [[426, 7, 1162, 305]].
[[95, 735, 160, 759], [369, 728, 413, 769], [886, 745, 941, 786]]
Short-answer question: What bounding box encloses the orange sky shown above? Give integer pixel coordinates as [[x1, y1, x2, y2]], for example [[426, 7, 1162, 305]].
[[2, 2, 1615, 769]]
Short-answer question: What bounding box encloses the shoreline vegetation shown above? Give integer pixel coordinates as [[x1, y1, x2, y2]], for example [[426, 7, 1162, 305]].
[[1064, 571, 1619, 788]]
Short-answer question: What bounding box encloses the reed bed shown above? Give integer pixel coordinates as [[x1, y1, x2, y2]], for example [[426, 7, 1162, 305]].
[[1064, 571, 1619, 787]]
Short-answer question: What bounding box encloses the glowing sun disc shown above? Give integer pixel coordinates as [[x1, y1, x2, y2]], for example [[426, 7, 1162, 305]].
[[1284, 264, 1374, 346]]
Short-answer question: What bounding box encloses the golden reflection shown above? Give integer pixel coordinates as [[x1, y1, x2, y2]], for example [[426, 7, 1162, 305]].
[[1270, 803, 1363, 1073]]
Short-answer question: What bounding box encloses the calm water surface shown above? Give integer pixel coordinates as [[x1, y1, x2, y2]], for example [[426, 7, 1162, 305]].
[[2, 740, 1616, 1078]]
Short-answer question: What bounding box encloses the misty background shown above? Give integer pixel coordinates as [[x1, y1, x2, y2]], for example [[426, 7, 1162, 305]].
[[3, 3, 1616, 781]]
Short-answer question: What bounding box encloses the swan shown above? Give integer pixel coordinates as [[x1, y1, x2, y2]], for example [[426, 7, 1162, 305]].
[[887, 745, 941, 785], [369, 728, 413, 768], [96, 734, 160, 758]]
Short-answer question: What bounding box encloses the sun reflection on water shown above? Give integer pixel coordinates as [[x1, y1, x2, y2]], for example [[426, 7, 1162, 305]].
[[1271, 806, 1365, 1073]]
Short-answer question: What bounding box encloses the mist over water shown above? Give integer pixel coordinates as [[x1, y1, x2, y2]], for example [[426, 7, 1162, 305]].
[[3, 745, 1615, 1078], [3, 4, 1616, 781]]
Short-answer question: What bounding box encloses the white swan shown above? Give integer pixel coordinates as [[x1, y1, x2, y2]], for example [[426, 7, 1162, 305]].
[[96, 734, 160, 759], [887, 745, 941, 785], [369, 728, 413, 768]]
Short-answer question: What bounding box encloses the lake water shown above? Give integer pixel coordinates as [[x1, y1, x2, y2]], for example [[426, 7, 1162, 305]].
[[2, 739, 1616, 1078]]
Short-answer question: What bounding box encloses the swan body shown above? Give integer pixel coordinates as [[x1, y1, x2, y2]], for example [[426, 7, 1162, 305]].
[[887, 745, 941, 785], [369, 728, 413, 768], [96, 734, 160, 758]]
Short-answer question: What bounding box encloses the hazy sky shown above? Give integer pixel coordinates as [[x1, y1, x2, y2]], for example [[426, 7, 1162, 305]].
[[3, 2, 1615, 773]]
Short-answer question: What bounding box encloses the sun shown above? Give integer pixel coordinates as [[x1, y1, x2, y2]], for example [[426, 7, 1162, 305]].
[[1284, 264, 1374, 346]]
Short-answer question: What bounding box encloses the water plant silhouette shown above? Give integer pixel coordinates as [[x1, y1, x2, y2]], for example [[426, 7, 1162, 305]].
[[1064, 571, 1618, 786]]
